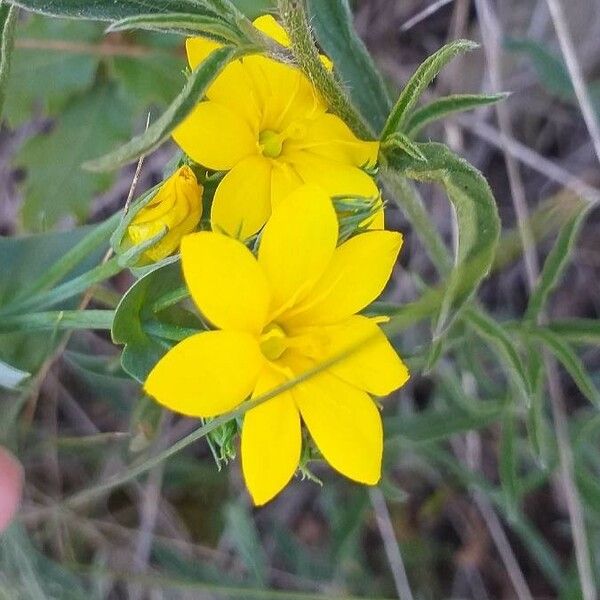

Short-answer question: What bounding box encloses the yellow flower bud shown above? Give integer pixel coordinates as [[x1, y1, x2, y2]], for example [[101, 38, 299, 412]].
[[126, 166, 203, 262]]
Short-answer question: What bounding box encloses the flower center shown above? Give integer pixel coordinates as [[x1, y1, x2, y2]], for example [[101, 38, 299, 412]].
[[259, 129, 284, 158], [259, 323, 288, 361]]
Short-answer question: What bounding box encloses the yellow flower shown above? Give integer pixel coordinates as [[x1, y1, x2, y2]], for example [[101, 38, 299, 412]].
[[145, 184, 409, 505], [172, 15, 382, 240], [126, 166, 203, 262]]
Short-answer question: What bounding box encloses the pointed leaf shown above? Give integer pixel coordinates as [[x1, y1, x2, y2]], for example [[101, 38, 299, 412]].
[[382, 39, 478, 138], [529, 327, 600, 409], [107, 12, 244, 44], [405, 93, 508, 137], [381, 132, 427, 161], [464, 307, 533, 405], [525, 206, 589, 321], [306, 0, 390, 133], [9, 0, 232, 21], [84, 45, 238, 172]]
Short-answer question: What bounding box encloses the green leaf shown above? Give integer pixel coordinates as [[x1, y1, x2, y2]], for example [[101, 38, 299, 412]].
[[525, 206, 589, 321], [381, 39, 478, 139], [3, 15, 103, 126], [0, 224, 106, 372], [463, 307, 533, 404], [14, 84, 133, 230], [528, 327, 600, 409], [504, 37, 575, 101], [84, 45, 238, 172], [381, 131, 427, 161], [499, 411, 518, 520], [112, 261, 203, 382], [0, 358, 29, 389], [545, 319, 600, 346], [385, 402, 503, 442], [0, 0, 17, 117], [9, 0, 229, 21], [385, 142, 501, 330], [405, 93, 508, 137], [0, 310, 114, 333], [225, 504, 267, 585], [305, 0, 390, 134], [107, 12, 245, 44]]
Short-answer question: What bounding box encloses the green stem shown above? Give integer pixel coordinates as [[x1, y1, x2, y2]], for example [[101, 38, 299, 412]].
[[0, 310, 114, 333], [381, 166, 452, 275], [0, 1, 17, 117], [276, 0, 374, 140]]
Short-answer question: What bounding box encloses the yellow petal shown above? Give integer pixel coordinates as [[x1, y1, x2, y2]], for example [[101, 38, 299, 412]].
[[313, 315, 410, 396], [252, 15, 332, 71], [241, 365, 301, 505], [127, 165, 203, 262], [172, 101, 257, 171], [186, 37, 222, 69], [270, 161, 303, 210], [145, 331, 263, 418], [287, 230, 402, 326], [289, 113, 379, 166], [292, 368, 382, 484], [253, 14, 290, 46], [181, 231, 270, 334], [289, 152, 379, 198], [258, 184, 338, 315], [243, 56, 326, 131], [211, 155, 272, 240]]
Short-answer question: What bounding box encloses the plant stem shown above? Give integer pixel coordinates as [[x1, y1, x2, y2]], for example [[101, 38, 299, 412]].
[[276, 0, 374, 140]]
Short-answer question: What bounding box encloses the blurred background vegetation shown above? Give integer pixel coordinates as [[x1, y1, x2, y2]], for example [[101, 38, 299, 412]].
[[1, 0, 599, 598]]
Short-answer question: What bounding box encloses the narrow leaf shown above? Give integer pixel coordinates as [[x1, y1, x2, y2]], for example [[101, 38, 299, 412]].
[[385, 403, 503, 442], [381, 132, 427, 161], [525, 206, 589, 321], [107, 12, 244, 44], [384, 142, 500, 330], [9, 0, 233, 22], [382, 39, 478, 139], [405, 93, 508, 137], [464, 307, 533, 404], [306, 0, 391, 134], [499, 411, 519, 520], [0, 0, 17, 116], [529, 327, 600, 408], [546, 319, 600, 346], [84, 45, 237, 172]]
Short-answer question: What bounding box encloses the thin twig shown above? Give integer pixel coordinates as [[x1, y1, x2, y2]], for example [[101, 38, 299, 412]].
[[475, 3, 597, 598], [457, 116, 600, 206], [474, 0, 540, 286], [545, 0, 600, 166], [400, 0, 455, 32], [368, 488, 414, 600]]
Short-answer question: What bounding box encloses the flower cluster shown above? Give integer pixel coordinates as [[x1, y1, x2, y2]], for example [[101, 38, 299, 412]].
[[136, 16, 410, 504]]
